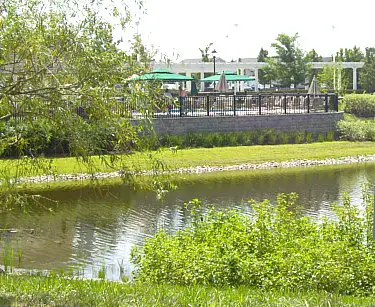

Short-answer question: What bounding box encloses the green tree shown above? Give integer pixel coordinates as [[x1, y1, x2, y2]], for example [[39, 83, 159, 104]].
[[199, 43, 214, 62], [317, 63, 348, 94], [257, 47, 270, 86], [359, 47, 375, 93], [0, 0, 165, 207], [305, 49, 323, 62], [335, 46, 364, 62], [265, 33, 308, 88], [335, 46, 364, 89], [305, 49, 322, 84]]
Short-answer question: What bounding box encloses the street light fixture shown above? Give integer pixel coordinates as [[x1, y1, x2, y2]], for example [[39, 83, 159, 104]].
[[212, 49, 217, 92]]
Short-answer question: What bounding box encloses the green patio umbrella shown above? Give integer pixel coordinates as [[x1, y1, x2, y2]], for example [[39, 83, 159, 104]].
[[131, 68, 194, 82], [200, 71, 255, 82]]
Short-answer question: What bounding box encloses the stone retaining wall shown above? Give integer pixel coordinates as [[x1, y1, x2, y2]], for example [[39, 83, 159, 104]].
[[132, 112, 344, 135]]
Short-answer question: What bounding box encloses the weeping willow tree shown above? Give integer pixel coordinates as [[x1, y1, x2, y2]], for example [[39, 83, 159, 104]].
[[0, 0, 169, 208]]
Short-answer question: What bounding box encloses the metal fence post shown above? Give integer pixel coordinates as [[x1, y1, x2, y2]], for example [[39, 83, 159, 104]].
[[206, 95, 210, 117], [258, 94, 262, 115], [334, 94, 339, 112], [325, 94, 329, 112], [307, 94, 310, 113], [284, 94, 287, 114], [179, 97, 183, 117], [233, 95, 236, 116]]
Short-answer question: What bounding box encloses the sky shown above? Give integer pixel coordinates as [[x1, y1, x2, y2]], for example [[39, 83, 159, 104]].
[[131, 0, 375, 62]]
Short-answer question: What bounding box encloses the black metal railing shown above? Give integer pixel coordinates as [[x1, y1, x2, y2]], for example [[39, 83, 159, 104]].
[[143, 93, 338, 118], [6, 93, 338, 121]]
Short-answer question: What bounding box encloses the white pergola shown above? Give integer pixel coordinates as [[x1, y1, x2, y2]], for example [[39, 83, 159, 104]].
[[153, 61, 364, 91]]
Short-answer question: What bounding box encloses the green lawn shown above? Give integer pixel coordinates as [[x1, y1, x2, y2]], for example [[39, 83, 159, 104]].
[[1, 141, 375, 178], [1, 275, 375, 306]]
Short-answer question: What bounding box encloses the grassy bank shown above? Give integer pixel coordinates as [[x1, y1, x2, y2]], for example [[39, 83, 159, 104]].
[[1, 141, 375, 178], [1, 275, 375, 306]]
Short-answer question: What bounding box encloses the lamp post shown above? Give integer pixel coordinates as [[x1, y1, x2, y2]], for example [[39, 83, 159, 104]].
[[332, 25, 336, 91], [212, 49, 217, 92]]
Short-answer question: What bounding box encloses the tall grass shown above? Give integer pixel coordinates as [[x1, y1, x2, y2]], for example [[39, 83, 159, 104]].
[[2, 275, 375, 306]]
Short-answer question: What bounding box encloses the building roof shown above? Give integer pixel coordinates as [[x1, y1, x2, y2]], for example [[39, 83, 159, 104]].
[[180, 57, 226, 64]]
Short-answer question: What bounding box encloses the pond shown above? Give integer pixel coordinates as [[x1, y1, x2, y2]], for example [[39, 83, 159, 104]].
[[1, 163, 375, 280]]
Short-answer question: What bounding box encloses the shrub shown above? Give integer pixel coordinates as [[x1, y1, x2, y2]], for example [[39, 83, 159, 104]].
[[344, 94, 375, 117], [263, 129, 277, 145], [326, 131, 336, 142], [317, 133, 325, 142], [278, 132, 290, 144], [131, 191, 375, 295], [305, 132, 314, 143], [337, 118, 375, 141], [254, 130, 266, 145], [293, 131, 306, 144]]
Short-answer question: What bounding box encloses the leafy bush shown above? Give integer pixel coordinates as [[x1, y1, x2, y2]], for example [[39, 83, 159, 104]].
[[293, 131, 306, 144], [305, 132, 314, 143], [132, 192, 375, 295], [317, 133, 325, 142], [0, 117, 137, 157], [140, 129, 336, 151], [326, 131, 335, 142], [278, 132, 290, 144], [337, 118, 375, 141], [263, 129, 278, 145], [344, 94, 375, 117]]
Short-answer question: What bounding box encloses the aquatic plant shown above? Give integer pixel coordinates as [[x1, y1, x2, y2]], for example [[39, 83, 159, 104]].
[[132, 190, 375, 295]]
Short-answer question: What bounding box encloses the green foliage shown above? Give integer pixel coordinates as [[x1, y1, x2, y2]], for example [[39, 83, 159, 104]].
[[292, 131, 305, 144], [334, 46, 364, 90], [337, 117, 375, 141], [140, 129, 337, 150], [344, 94, 375, 117], [278, 132, 290, 144], [317, 133, 325, 142], [335, 46, 364, 63], [0, 0, 172, 207], [326, 131, 336, 142], [0, 0, 158, 160], [305, 132, 314, 143], [317, 63, 349, 95], [132, 191, 375, 295], [3, 275, 375, 306], [359, 47, 375, 93], [305, 49, 323, 82], [305, 49, 323, 62], [199, 43, 214, 62], [257, 48, 270, 86], [97, 265, 106, 280], [264, 33, 308, 88]]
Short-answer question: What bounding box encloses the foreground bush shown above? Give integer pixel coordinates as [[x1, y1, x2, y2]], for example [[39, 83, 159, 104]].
[[344, 94, 375, 117], [132, 192, 375, 295], [337, 117, 375, 141]]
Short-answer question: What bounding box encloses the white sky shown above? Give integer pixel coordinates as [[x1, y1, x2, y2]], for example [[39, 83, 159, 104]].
[[132, 0, 375, 62]]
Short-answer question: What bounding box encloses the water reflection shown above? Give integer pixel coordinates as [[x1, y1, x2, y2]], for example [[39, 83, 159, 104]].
[[1, 163, 375, 279]]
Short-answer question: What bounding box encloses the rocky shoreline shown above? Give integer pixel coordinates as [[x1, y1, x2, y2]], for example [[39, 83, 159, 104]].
[[12, 154, 375, 185]]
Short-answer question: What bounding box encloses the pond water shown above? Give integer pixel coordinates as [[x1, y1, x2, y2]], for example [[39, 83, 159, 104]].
[[1, 163, 375, 280]]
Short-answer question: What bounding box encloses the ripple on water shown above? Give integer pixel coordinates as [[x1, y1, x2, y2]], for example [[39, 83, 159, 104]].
[[2, 163, 375, 279]]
